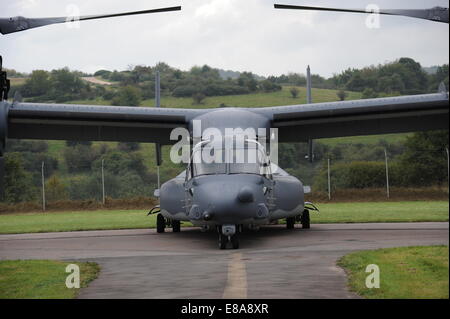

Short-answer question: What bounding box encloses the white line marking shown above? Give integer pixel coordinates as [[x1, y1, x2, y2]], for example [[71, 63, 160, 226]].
[[223, 252, 247, 299]]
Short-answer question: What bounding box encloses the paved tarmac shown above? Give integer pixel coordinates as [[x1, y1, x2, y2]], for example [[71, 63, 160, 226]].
[[0, 222, 448, 299]]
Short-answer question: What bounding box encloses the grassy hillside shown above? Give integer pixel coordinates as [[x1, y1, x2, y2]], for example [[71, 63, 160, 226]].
[[141, 86, 363, 109], [8, 77, 27, 86], [70, 86, 362, 109], [318, 133, 411, 147]]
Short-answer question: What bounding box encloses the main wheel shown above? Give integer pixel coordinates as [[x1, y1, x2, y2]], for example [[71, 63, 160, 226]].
[[218, 234, 228, 249], [172, 220, 181, 232], [286, 217, 295, 229], [156, 213, 166, 233], [231, 234, 239, 249], [301, 210, 310, 229]]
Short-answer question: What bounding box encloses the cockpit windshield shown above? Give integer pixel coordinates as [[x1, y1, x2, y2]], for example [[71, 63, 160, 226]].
[[192, 148, 227, 176], [229, 148, 263, 174], [191, 141, 269, 177]]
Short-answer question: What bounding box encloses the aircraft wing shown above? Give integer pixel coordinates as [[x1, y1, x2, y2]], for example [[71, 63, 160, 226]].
[[1, 92, 449, 148], [253, 92, 449, 142], [3, 102, 204, 145]]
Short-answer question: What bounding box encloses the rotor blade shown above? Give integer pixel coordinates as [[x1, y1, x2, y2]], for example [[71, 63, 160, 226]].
[[0, 6, 181, 35], [274, 4, 449, 24]]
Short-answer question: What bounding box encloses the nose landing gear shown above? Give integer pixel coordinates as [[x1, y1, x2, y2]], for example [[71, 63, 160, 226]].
[[218, 225, 240, 249], [218, 233, 240, 249]]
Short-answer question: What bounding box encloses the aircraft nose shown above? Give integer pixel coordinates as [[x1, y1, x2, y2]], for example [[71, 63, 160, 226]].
[[237, 186, 254, 203]]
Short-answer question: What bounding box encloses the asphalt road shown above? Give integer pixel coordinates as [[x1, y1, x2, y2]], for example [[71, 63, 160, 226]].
[[0, 222, 448, 299]]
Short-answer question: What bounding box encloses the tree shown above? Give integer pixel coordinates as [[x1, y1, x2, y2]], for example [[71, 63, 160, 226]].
[[6, 140, 48, 153], [64, 144, 99, 173], [361, 88, 378, 99], [192, 92, 206, 105], [111, 86, 142, 106], [237, 72, 258, 92], [428, 64, 449, 91], [2, 153, 37, 203], [66, 141, 92, 147], [260, 80, 281, 93], [397, 130, 449, 186], [117, 142, 140, 152], [345, 73, 366, 91], [337, 89, 348, 101], [50, 68, 87, 102], [45, 176, 68, 201], [22, 70, 52, 97], [290, 87, 299, 98]]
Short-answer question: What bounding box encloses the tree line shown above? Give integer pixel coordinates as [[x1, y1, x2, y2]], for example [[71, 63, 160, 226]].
[[1, 129, 448, 204], [8, 57, 448, 106], [1, 140, 159, 203], [279, 130, 449, 192]]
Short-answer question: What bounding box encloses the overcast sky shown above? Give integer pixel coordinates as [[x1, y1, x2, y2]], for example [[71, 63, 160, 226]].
[[1, 0, 449, 77]]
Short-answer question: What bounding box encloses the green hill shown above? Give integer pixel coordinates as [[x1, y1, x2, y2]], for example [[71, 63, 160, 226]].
[[70, 85, 362, 109]]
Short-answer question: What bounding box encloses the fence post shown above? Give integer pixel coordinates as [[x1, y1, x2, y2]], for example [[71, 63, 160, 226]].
[[155, 71, 161, 193], [101, 158, 105, 205], [446, 147, 449, 190], [327, 158, 331, 200], [41, 161, 46, 211], [384, 148, 390, 199]]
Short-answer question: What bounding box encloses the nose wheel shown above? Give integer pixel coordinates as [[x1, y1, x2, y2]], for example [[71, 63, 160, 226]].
[[218, 234, 228, 249], [218, 234, 239, 249], [217, 225, 240, 249], [230, 234, 239, 249]]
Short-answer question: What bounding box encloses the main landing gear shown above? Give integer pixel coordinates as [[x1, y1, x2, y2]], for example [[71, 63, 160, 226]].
[[286, 209, 311, 229], [156, 213, 181, 233], [156, 213, 165, 233], [302, 202, 320, 229], [285, 202, 319, 230], [301, 210, 310, 229], [218, 225, 240, 249]]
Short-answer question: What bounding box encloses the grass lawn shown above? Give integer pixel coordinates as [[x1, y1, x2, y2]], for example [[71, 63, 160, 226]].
[[311, 201, 449, 223], [0, 260, 99, 299], [0, 201, 447, 234], [338, 246, 449, 298], [0, 209, 155, 234]]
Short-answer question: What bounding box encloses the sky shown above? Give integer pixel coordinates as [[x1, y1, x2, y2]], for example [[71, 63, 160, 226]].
[[1, 0, 449, 77]]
